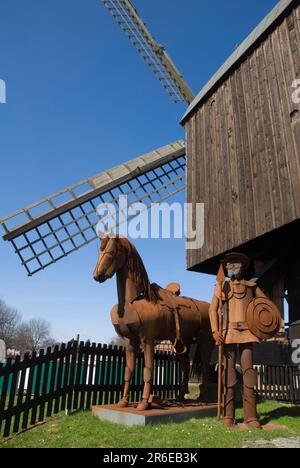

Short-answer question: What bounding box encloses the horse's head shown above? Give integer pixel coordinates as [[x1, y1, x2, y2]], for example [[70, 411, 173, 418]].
[[93, 236, 156, 302], [93, 236, 127, 284]]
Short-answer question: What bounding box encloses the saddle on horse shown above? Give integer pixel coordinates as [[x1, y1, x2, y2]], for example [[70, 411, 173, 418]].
[[152, 282, 188, 354]]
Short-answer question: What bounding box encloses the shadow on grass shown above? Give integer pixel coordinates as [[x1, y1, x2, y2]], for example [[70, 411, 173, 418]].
[[258, 404, 300, 426], [234, 400, 300, 426]]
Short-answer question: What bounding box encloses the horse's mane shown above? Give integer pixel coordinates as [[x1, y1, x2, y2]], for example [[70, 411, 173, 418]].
[[100, 236, 159, 303]]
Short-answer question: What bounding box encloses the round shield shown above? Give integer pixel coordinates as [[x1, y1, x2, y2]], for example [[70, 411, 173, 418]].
[[247, 297, 281, 341]]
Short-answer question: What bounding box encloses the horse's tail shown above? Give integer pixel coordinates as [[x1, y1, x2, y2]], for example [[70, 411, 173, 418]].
[[190, 343, 202, 381]]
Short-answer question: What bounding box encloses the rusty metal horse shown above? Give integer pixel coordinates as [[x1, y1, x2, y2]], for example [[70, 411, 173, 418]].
[[93, 236, 214, 411]]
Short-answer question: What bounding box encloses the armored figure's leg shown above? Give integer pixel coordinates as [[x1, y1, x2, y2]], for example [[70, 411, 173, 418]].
[[137, 340, 154, 411], [240, 344, 261, 429], [223, 345, 238, 427], [118, 340, 139, 408]]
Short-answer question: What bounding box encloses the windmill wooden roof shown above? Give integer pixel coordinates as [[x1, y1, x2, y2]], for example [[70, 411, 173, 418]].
[[181, 0, 296, 125]]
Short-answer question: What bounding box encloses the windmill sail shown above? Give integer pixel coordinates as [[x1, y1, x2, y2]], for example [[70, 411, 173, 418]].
[[0, 141, 186, 276], [102, 0, 194, 104]]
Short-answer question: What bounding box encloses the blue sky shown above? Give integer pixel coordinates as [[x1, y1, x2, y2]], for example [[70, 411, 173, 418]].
[[0, 0, 279, 344]]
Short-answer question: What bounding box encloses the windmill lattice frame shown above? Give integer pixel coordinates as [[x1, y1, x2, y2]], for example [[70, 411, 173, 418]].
[[0, 141, 186, 275], [102, 0, 194, 104]]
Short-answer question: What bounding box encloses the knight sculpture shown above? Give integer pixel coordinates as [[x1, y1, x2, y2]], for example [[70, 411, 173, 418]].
[[209, 252, 281, 429]]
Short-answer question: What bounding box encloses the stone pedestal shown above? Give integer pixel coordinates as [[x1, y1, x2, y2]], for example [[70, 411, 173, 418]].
[[92, 403, 217, 426]]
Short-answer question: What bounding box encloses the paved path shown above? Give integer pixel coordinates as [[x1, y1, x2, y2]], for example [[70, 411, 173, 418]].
[[244, 437, 300, 449]]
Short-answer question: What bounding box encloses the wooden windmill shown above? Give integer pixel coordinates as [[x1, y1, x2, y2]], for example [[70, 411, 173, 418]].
[[181, 0, 300, 326]]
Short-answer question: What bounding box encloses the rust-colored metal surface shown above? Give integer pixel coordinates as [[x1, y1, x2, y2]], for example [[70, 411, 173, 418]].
[[209, 253, 281, 429], [93, 402, 216, 416], [247, 297, 282, 341], [93, 236, 215, 411]]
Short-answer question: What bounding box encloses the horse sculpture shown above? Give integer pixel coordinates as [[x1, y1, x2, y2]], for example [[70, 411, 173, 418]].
[[93, 235, 214, 411]]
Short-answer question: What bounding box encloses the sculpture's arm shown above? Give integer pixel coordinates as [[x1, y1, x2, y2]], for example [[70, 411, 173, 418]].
[[209, 284, 225, 345], [209, 294, 220, 334]]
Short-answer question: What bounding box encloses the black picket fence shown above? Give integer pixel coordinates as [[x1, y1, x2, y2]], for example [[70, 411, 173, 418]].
[[256, 365, 300, 403], [0, 341, 182, 438], [1, 342, 299, 438]]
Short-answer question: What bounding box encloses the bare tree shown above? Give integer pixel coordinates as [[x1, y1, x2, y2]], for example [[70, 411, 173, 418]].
[[0, 299, 21, 349], [14, 323, 32, 356], [28, 318, 52, 351], [14, 318, 54, 354], [110, 336, 128, 348]]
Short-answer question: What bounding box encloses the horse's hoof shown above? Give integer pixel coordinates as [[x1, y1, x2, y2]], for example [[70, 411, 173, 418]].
[[136, 400, 150, 411], [196, 396, 208, 404], [176, 396, 186, 403], [117, 399, 129, 408]]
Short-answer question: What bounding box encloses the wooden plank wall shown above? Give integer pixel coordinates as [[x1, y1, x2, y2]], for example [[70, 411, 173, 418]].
[[185, 4, 300, 271]]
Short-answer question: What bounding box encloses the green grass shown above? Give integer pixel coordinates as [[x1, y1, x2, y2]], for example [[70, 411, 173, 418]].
[[1, 401, 300, 448]]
